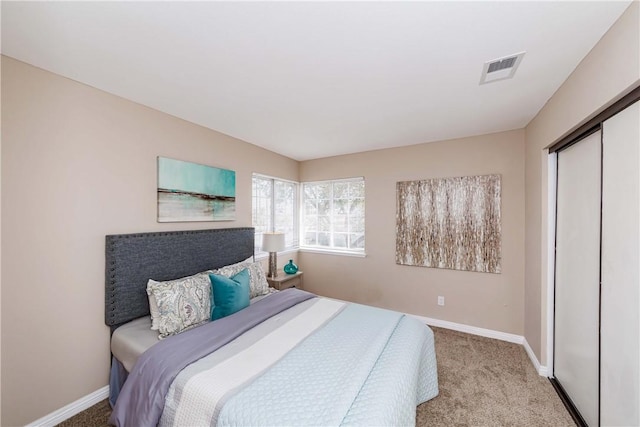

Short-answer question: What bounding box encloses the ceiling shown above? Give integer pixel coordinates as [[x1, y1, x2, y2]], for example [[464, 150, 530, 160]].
[[1, 1, 632, 161]]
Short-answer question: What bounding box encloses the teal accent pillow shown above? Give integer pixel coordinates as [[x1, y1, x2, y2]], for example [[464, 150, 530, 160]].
[[209, 268, 250, 321]]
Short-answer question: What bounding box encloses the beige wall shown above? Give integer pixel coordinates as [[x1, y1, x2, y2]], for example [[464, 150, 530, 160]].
[[0, 56, 299, 426], [299, 130, 525, 335], [524, 1, 640, 364]]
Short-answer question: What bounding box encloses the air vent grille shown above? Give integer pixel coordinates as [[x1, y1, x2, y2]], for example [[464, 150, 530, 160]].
[[487, 56, 517, 73], [480, 51, 525, 85]]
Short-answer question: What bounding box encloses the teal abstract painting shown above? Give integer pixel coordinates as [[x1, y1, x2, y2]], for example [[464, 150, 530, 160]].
[[158, 157, 236, 222]]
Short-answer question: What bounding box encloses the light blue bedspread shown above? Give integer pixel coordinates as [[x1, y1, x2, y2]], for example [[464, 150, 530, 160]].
[[118, 290, 439, 427], [217, 303, 438, 426]]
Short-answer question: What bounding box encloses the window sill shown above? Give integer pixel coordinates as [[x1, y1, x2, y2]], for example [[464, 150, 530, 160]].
[[298, 247, 366, 258]]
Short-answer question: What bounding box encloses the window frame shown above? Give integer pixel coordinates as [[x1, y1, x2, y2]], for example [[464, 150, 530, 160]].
[[252, 173, 299, 257], [299, 177, 365, 256]]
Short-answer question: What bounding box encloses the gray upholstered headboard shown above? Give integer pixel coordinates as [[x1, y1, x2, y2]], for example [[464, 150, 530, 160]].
[[105, 227, 254, 331]]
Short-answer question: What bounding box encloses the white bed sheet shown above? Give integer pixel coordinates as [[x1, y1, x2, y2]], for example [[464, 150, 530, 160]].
[[111, 316, 159, 372]]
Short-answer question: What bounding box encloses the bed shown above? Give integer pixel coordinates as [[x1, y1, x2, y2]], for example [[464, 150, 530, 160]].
[[105, 228, 438, 427]]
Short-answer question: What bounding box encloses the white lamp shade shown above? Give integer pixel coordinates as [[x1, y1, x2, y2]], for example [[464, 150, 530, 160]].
[[262, 232, 285, 252]]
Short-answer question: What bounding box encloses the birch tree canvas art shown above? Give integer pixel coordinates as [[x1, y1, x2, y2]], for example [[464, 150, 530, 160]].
[[396, 174, 501, 273]]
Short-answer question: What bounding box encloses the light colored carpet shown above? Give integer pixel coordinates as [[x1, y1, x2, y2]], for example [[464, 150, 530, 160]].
[[57, 327, 574, 426], [417, 327, 574, 426]]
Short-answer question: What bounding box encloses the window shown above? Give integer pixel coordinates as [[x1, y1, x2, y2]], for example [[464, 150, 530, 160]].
[[252, 174, 298, 254], [301, 178, 365, 253]]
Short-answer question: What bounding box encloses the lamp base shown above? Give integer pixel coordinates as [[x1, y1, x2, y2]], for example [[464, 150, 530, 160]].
[[267, 252, 278, 278]]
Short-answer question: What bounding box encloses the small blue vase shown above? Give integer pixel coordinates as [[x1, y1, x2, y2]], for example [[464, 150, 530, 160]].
[[283, 259, 298, 274]]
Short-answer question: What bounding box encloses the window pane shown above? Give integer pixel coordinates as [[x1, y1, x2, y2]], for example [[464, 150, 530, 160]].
[[304, 216, 318, 230], [280, 226, 296, 248], [318, 200, 331, 216], [333, 215, 348, 232], [317, 183, 331, 199], [318, 232, 330, 246], [350, 198, 364, 216], [350, 233, 365, 249], [274, 181, 288, 199], [304, 200, 317, 215], [304, 232, 317, 245], [351, 215, 365, 233], [333, 199, 348, 215], [334, 233, 348, 248], [333, 182, 349, 199], [318, 216, 331, 232], [256, 178, 272, 198], [350, 181, 365, 198], [303, 184, 317, 199], [279, 220, 293, 230]]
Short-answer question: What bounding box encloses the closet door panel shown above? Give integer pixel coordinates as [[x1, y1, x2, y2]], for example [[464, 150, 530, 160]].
[[555, 131, 601, 427], [601, 101, 639, 427]]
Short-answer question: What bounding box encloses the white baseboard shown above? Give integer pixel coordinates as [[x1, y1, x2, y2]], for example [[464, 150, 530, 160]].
[[408, 314, 548, 377], [26, 385, 109, 427], [523, 337, 549, 376]]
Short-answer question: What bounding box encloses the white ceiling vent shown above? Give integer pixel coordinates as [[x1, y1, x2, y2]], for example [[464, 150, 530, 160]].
[[479, 52, 526, 85]]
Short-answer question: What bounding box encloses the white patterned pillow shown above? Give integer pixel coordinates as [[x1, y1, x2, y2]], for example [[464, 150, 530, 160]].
[[148, 293, 160, 330], [146, 271, 212, 339], [214, 258, 269, 298]]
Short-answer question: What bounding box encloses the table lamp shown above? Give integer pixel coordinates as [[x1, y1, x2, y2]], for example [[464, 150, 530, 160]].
[[262, 232, 285, 278]]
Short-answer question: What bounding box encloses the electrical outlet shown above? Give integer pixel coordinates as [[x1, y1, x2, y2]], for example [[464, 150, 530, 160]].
[[437, 296, 445, 306]]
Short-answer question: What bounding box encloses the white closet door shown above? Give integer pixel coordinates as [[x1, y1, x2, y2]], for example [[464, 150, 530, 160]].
[[601, 101, 639, 427], [555, 131, 601, 427]]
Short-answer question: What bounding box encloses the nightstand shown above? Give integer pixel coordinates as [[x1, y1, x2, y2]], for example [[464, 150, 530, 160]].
[[267, 271, 303, 290]]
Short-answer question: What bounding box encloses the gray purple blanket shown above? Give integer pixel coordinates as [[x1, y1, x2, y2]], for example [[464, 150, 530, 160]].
[[109, 288, 316, 427]]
